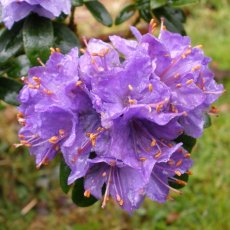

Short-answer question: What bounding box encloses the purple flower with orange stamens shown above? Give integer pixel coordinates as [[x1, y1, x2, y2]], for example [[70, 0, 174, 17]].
[[0, 0, 71, 29], [17, 48, 100, 170], [146, 149, 192, 203], [17, 20, 223, 213], [109, 20, 224, 137], [82, 147, 192, 212], [84, 157, 146, 212]]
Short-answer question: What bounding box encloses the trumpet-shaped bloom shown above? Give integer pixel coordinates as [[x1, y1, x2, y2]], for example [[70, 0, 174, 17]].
[[17, 21, 223, 212], [17, 49, 100, 170], [109, 24, 224, 137], [83, 147, 192, 212]]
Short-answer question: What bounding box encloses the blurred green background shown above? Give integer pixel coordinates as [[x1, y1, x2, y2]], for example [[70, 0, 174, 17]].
[[0, 0, 230, 229]]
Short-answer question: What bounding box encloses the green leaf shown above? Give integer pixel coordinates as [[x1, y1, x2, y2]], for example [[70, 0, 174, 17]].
[[2, 55, 30, 79], [0, 77, 22, 105], [150, 0, 167, 9], [84, 1, 112, 27], [23, 14, 54, 66], [136, 0, 150, 9], [72, 0, 84, 6], [139, 8, 153, 22], [170, 0, 198, 7], [0, 22, 23, 64], [169, 173, 189, 189], [72, 177, 98, 207], [115, 4, 136, 25], [59, 158, 71, 194], [204, 113, 212, 129], [175, 134, 196, 152], [53, 22, 80, 54], [153, 6, 186, 35]]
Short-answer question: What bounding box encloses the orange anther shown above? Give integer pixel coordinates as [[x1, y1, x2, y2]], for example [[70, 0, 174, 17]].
[[148, 83, 153, 92], [175, 170, 182, 176], [139, 157, 147, 161], [151, 139, 156, 147], [186, 79, 194, 85], [154, 151, 161, 158], [176, 159, 183, 167], [84, 190, 91, 198], [48, 136, 59, 144]]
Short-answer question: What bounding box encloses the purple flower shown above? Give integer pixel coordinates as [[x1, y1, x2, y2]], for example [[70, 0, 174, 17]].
[[146, 149, 192, 203], [82, 147, 192, 212], [108, 22, 224, 138], [17, 20, 223, 212], [17, 48, 100, 170], [0, 0, 71, 29], [92, 118, 183, 181], [84, 157, 146, 212], [79, 38, 121, 89]]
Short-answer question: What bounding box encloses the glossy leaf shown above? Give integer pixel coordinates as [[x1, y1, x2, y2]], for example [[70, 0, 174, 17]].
[[72, 0, 84, 6], [72, 177, 98, 207], [1, 55, 30, 79], [85, 1, 112, 27], [115, 4, 136, 25], [175, 134, 196, 153], [53, 22, 80, 54], [150, 0, 167, 9], [136, 0, 150, 9], [60, 158, 71, 194], [0, 22, 23, 64], [23, 14, 54, 66], [153, 6, 186, 35], [139, 8, 153, 22], [0, 77, 22, 105]]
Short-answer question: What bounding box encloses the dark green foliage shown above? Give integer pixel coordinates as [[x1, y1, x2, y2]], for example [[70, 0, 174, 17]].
[[72, 177, 98, 207], [116, 0, 198, 35], [139, 8, 153, 22], [84, 1, 112, 27], [0, 77, 22, 105], [59, 158, 72, 194], [175, 134, 196, 153], [72, 0, 84, 6], [0, 22, 23, 64], [115, 4, 136, 25], [23, 14, 54, 66], [150, 0, 168, 9], [137, 0, 187, 34], [1, 55, 30, 79], [72, 0, 112, 26], [153, 6, 186, 35], [53, 22, 81, 54]]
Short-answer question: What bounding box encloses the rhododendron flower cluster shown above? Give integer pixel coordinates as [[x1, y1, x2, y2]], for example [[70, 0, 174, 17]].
[[0, 0, 71, 29], [17, 21, 223, 212]]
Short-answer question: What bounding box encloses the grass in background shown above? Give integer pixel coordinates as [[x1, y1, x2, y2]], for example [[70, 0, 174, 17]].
[[0, 1, 230, 229], [186, 0, 230, 70]]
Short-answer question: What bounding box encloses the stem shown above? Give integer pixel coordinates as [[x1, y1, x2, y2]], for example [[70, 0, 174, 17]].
[[69, 7, 78, 36]]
